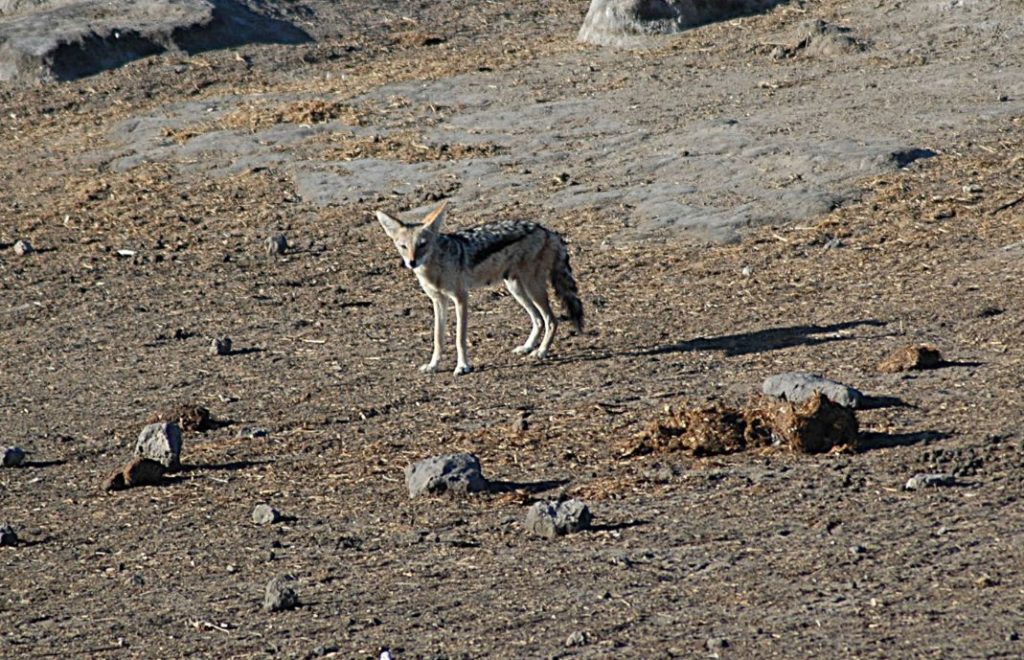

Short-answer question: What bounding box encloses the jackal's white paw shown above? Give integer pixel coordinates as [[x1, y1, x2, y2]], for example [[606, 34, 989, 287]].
[[512, 344, 536, 355], [453, 364, 473, 375], [419, 362, 440, 373], [531, 348, 549, 360]]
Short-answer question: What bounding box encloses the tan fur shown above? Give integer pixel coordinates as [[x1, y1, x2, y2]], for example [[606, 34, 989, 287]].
[[376, 202, 583, 375]]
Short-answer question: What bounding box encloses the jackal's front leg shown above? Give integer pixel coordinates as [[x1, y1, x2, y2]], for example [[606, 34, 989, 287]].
[[419, 296, 446, 373], [452, 291, 472, 375]]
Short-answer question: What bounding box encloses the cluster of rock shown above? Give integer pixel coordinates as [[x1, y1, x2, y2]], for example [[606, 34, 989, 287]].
[[104, 421, 182, 491], [406, 452, 593, 539]]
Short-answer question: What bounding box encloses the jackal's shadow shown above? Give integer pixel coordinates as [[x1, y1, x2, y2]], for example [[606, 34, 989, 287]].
[[555, 319, 887, 363], [634, 319, 887, 357]]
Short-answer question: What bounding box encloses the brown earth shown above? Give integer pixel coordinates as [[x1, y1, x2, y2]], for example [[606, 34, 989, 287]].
[[1, 1, 1023, 658]]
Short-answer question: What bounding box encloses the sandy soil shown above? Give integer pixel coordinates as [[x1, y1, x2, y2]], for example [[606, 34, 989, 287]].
[[1, 1, 1023, 657]]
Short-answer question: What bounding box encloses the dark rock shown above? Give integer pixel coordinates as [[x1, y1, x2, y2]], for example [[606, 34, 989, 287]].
[[266, 233, 288, 255], [525, 499, 592, 538], [2, 446, 26, 467], [404, 453, 488, 498], [237, 426, 269, 439], [210, 337, 233, 356], [0, 524, 17, 546], [263, 576, 299, 612]]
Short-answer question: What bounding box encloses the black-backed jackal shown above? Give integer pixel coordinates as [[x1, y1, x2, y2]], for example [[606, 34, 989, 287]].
[[376, 202, 584, 375]]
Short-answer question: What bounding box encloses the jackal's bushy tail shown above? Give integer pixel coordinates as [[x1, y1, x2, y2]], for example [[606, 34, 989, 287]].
[[551, 238, 584, 333]]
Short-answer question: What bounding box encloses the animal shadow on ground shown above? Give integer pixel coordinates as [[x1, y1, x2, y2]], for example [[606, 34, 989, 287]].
[[636, 319, 888, 357], [20, 460, 67, 468], [858, 430, 951, 451], [487, 478, 569, 495], [548, 319, 888, 365], [224, 347, 264, 357], [176, 459, 272, 473], [589, 519, 649, 533], [860, 395, 911, 410]]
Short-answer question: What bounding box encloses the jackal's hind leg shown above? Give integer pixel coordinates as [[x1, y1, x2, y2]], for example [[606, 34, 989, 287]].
[[505, 278, 543, 355], [523, 277, 557, 359]]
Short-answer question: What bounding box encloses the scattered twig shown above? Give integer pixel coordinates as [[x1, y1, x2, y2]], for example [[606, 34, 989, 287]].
[[990, 195, 1023, 215]]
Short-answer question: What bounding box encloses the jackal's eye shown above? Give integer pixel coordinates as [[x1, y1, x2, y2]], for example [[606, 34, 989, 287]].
[[416, 238, 427, 248], [398, 242, 407, 250]]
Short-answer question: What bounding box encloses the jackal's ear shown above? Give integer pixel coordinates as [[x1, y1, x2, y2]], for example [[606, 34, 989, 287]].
[[375, 211, 402, 239], [421, 200, 447, 232]]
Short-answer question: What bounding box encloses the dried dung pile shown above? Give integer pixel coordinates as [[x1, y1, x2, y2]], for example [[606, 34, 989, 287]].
[[766, 392, 859, 453], [625, 400, 772, 457], [877, 345, 943, 373], [627, 392, 858, 457], [146, 404, 215, 432]]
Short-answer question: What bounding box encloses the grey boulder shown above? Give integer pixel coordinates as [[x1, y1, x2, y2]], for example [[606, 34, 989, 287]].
[[134, 422, 182, 470], [762, 372, 863, 409], [252, 503, 281, 525], [404, 453, 488, 498], [905, 473, 956, 490], [525, 499, 593, 539]]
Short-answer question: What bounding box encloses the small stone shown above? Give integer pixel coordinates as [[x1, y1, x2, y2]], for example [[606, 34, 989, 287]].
[[565, 630, 589, 647], [905, 473, 956, 490], [706, 637, 729, 651], [0, 524, 17, 546], [266, 234, 288, 256], [404, 453, 488, 498], [849, 544, 866, 555], [263, 576, 298, 612], [823, 237, 844, 249], [13, 240, 34, 256], [741, 265, 752, 277], [554, 499, 592, 534], [2, 446, 26, 467], [210, 337, 233, 356], [762, 372, 863, 409], [525, 499, 592, 538], [237, 427, 269, 439], [1007, 631, 1020, 642], [134, 422, 183, 470], [252, 504, 281, 525]]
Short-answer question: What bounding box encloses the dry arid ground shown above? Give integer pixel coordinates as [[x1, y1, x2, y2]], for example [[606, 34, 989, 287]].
[[1, 1, 1023, 657]]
